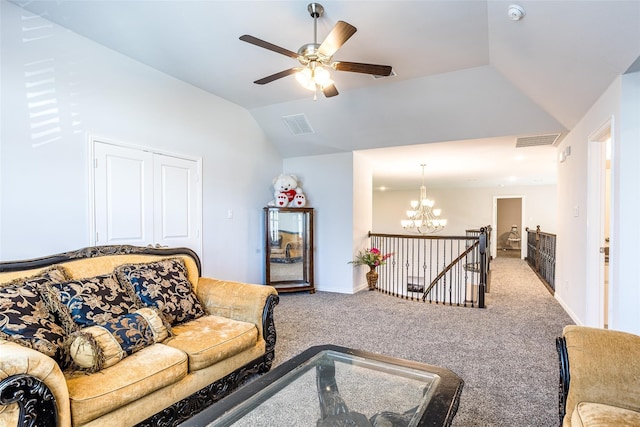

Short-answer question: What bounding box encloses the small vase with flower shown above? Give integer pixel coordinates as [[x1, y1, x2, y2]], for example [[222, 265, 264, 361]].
[[349, 248, 393, 291]]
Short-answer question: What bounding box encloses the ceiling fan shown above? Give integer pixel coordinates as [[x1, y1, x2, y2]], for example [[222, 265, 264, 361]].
[[239, 2, 393, 98]]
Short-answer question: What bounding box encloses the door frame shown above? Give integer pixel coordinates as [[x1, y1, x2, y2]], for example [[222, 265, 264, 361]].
[[586, 117, 614, 328], [492, 195, 525, 259]]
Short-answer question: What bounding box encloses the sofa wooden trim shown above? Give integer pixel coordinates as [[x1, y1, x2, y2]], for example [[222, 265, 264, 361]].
[[556, 336, 569, 425], [0, 374, 58, 427], [0, 245, 279, 427], [0, 245, 202, 276]]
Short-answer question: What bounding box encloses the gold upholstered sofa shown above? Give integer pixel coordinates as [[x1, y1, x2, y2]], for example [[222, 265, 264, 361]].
[[556, 325, 640, 427], [0, 245, 279, 427]]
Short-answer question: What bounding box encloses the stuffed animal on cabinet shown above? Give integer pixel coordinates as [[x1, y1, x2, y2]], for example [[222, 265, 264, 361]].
[[268, 174, 306, 207]]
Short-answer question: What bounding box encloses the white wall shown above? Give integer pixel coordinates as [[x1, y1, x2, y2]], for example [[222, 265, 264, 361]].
[[556, 71, 640, 335], [611, 71, 640, 334], [284, 152, 358, 293], [0, 2, 281, 283], [555, 80, 618, 328], [352, 153, 374, 293]]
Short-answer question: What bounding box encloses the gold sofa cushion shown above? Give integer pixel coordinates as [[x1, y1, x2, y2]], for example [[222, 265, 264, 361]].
[[572, 402, 640, 427], [164, 315, 258, 372], [563, 326, 640, 426], [65, 343, 188, 426]]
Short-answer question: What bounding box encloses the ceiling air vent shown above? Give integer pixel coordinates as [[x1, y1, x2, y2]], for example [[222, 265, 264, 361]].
[[282, 114, 314, 136], [515, 133, 561, 148]]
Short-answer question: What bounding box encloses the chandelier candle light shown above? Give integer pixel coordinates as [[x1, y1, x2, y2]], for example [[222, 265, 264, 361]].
[[401, 164, 447, 234]]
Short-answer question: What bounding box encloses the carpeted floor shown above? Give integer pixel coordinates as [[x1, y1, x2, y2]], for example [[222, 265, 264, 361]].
[[496, 248, 522, 258], [272, 257, 574, 426]]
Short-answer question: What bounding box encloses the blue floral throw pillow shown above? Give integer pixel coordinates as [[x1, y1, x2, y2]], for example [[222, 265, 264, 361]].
[[43, 273, 139, 331], [67, 307, 169, 372], [115, 258, 205, 325], [0, 266, 70, 363]]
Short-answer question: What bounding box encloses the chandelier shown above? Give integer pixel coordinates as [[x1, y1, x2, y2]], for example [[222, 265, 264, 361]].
[[401, 164, 447, 234]]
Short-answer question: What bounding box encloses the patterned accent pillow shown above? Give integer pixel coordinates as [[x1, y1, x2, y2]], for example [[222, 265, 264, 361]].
[[67, 307, 169, 372], [4, 265, 69, 287], [0, 266, 70, 363], [43, 273, 139, 330], [115, 258, 205, 325]]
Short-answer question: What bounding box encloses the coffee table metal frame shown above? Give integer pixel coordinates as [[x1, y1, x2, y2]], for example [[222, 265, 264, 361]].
[[180, 344, 463, 427]]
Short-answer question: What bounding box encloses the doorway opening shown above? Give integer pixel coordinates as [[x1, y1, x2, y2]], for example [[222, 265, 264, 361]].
[[495, 197, 523, 259], [587, 119, 612, 329], [604, 137, 611, 328]]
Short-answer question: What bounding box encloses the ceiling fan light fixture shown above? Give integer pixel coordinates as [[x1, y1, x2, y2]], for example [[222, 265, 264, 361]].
[[314, 66, 332, 86], [240, 2, 392, 98], [295, 67, 316, 90], [295, 64, 333, 91]]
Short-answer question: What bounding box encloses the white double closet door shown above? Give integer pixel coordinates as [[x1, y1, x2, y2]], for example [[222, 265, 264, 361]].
[[92, 139, 202, 256]]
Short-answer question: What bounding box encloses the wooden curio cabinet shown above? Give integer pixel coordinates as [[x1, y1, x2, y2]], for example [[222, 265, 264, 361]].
[[264, 207, 314, 293]]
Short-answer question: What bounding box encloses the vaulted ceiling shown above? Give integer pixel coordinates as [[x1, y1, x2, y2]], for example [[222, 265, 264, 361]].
[[12, 1, 640, 189]]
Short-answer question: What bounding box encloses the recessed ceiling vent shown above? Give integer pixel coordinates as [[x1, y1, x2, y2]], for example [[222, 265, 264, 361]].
[[282, 114, 314, 136], [516, 133, 561, 148]]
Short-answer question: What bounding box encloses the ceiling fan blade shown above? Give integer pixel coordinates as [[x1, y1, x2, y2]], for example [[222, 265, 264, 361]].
[[334, 61, 393, 76], [254, 68, 298, 85], [239, 35, 299, 59], [318, 21, 357, 57], [322, 83, 339, 98]]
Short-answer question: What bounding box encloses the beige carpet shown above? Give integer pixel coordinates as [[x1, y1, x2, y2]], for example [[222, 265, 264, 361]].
[[496, 248, 522, 258], [271, 257, 574, 426]]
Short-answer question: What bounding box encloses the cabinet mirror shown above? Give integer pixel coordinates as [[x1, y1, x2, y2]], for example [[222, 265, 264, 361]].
[[264, 207, 314, 293]]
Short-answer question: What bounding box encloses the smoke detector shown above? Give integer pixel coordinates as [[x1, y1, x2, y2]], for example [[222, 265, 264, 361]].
[[508, 4, 526, 21]]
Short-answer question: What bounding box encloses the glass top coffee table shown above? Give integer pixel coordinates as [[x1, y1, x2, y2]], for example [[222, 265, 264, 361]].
[[180, 345, 463, 427]]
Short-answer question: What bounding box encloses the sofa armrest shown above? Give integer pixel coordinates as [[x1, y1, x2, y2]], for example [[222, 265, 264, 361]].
[[561, 325, 640, 425], [0, 340, 71, 427], [196, 278, 278, 340]]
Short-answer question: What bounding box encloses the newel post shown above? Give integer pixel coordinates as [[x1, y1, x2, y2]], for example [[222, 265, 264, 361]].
[[478, 228, 487, 308]]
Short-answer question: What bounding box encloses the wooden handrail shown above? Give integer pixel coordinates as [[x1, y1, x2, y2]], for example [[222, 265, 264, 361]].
[[525, 226, 556, 238], [369, 231, 477, 241]]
